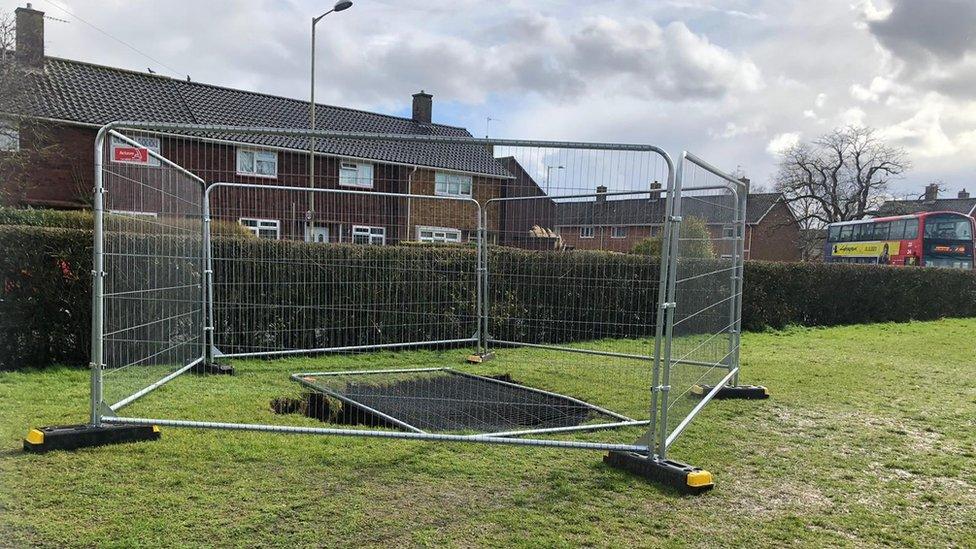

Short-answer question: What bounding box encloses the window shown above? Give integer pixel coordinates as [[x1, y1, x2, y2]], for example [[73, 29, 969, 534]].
[[723, 226, 735, 239], [889, 219, 907, 240], [904, 218, 919, 240], [109, 210, 158, 218], [828, 225, 841, 242], [239, 218, 280, 240], [435, 172, 473, 197], [839, 225, 853, 241], [417, 226, 462, 244], [339, 162, 374, 188], [875, 222, 890, 240], [924, 215, 973, 240], [352, 225, 385, 245], [110, 135, 161, 167], [0, 120, 19, 152], [610, 226, 627, 239], [580, 226, 595, 239], [236, 148, 278, 178]]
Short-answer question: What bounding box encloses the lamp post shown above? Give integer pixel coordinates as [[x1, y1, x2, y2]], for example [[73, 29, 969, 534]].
[[545, 165, 564, 194], [308, 0, 353, 238]]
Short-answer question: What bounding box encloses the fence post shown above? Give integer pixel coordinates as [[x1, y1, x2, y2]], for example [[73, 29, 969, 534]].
[[476, 206, 488, 356], [656, 154, 685, 460], [725, 186, 741, 376], [89, 126, 108, 426], [203, 193, 215, 368], [731, 184, 747, 386]]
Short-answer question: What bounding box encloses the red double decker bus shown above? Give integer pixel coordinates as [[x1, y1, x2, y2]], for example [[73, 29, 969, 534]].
[[825, 211, 975, 269]]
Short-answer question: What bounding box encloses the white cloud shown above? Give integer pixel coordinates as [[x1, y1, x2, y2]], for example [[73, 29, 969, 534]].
[[815, 93, 828, 108], [880, 96, 958, 157], [840, 107, 867, 126], [766, 132, 801, 155]]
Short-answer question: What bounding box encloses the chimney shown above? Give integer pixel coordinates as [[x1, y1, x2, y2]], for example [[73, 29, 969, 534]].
[[596, 185, 607, 204], [412, 90, 432, 125], [15, 3, 44, 69], [924, 183, 939, 202], [959, 188, 970, 200], [649, 180, 662, 201]]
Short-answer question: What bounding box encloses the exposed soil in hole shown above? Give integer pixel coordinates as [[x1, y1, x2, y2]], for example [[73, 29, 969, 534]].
[[273, 372, 613, 433]]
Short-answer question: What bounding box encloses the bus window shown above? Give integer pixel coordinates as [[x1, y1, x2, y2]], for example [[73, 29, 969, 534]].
[[904, 219, 919, 239], [839, 225, 853, 241], [890, 219, 906, 240], [875, 222, 890, 240], [924, 215, 973, 240], [852, 224, 865, 240], [828, 225, 840, 242]]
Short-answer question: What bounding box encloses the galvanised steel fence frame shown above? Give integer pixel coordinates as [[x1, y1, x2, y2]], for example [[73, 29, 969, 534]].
[[88, 121, 746, 464]]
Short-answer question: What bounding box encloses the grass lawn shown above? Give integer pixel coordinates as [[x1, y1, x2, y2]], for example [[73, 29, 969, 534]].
[[1, 318, 975, 547]]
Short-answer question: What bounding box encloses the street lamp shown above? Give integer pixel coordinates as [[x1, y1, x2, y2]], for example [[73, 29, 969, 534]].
[[308, 0, 353, 236], [545, 165, 564, 194]]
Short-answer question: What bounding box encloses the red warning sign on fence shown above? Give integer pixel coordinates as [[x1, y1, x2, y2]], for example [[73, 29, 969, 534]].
[[113, 147, 150, 164]]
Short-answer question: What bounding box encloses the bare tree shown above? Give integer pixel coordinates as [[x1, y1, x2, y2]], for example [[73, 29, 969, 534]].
[[0, 11, 61, 205], [774, 126, 910, 225]]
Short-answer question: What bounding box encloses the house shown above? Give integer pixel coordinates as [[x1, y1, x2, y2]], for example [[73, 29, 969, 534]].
[[876, 183, 976, 218], [0, 5, 511, 244], [553, 185, 802, 261]]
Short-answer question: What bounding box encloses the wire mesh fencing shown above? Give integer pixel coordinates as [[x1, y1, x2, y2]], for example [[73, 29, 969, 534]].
[[658, 152, 746, 454], [96, 129, 205, 417], [89, 122, 745, 459]]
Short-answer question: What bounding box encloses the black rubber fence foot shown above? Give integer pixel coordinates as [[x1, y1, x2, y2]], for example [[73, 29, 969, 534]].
[[692, 384, 769, 399], [23, 424, 160, 453], [193, 361, 235, 375], [603, 451, 714, 494], [465, 352, 495, 364]]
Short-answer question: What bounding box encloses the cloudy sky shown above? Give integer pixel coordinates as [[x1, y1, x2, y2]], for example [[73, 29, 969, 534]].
[[5, 0, 976, 195]]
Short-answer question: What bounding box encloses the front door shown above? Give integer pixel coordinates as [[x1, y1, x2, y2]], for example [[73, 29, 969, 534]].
[[305, 225, 329, 243]]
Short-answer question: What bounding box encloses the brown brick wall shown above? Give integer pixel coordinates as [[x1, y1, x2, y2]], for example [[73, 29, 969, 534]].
[[407, 169, 502, 240], [748, 201, 801, 261], [4, 122, 510, 244], [2, 122, 95, 209], [558, 225, 659, 252]]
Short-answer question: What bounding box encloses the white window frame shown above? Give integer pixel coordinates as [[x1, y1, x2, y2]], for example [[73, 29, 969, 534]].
[[0, 119, 20, 152], [108, 210, 158, 218], [417, 225, 462, 244], [611, 226, 627, 239], [352, 225, 386, 245], [580, 226, 595, 239], [339, 161, 374, 189], [236, 148, 278, 179], [723, 226, 735, 239], [110, 135, 161, 167], [239, 217, 280, 240], [434, 172, 473, 197]]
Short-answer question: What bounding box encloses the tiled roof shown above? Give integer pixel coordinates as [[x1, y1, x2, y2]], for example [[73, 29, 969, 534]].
[[10, 57, 510, 177], [554, 192, 785, 226], [876, 198, 976, 217]]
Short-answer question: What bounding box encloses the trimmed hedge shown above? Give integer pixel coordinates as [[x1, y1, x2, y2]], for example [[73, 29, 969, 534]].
[[0, 206, 251, 236], [742, 260, 976, 330], [2, 224, 976, 370]]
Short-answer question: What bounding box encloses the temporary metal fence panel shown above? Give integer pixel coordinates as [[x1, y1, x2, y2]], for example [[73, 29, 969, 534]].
[[658, 152, 747, 455], [94, 128, 205, 421], [205, 183, 481, 359], [89, 123, 744, 460]]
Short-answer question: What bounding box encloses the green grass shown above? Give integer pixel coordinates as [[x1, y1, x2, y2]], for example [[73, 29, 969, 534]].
[[2, 319, 975, 547]]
